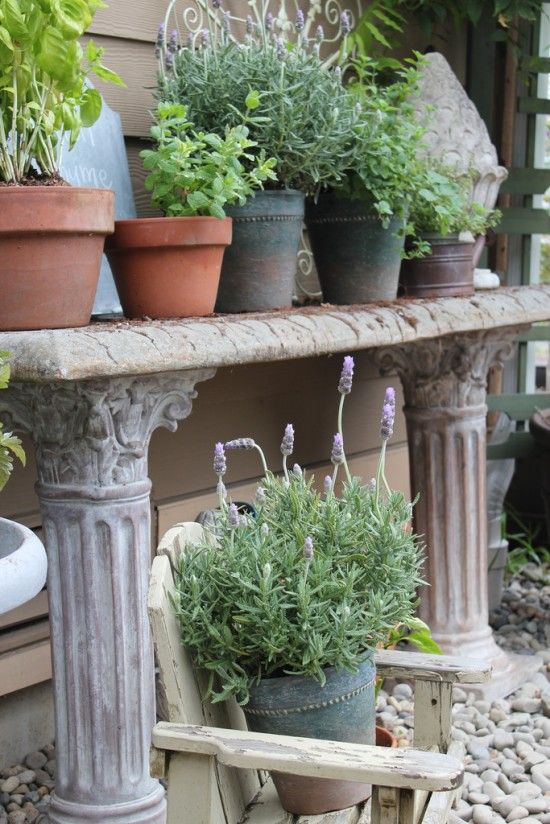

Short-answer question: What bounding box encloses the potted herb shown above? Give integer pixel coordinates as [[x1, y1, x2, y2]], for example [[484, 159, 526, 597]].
[[173, 357, 424, 815], [157, 6, 359, 313], [305, 54, 426, 304], [0, 352, 47, 614], [399, 162, 501, 298], [105, 102, 276, 319], [0, 1, 123, 331]]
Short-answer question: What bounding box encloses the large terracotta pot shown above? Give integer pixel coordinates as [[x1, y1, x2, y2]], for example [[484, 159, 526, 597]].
[[105, 216, 232, 319], [0, 187, 114, 331], [399, 234, 475, 299], [216, 190, 304, 313], [243, 653, 376, 815]]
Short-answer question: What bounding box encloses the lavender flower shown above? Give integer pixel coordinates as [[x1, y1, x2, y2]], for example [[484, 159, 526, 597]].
[[186, 31, 193, 48], [228, 503, 240, 528], [260, 522, 269, 537], [156, 22, 165, 45], [324, 475, 332, 494], [303, 536, 314, 561], [222, 10, 230, 33], [340, 11, 350, 34], [255, 485, 266, 502], [280, 423, 294, 456], [292, 463, 302, 476], [338, 355, 354, 395], [380, 387, 396, 441], [212, 0, 221, 7], [165, 51, 174, 69], [331, 433, 344, 465], [213, 442, 226, 476], [368, 477, 376, 492], [315, 24, 324, 43], [201, 28, 209, 47], [295, 9, 304, 31], [265, 11, 273, 30], [226, 437, 256, 450], [276, 36, 285, 59], [334, 65, 342, 81], [168, 28, 178, 53], [246, 14, 253, 34]]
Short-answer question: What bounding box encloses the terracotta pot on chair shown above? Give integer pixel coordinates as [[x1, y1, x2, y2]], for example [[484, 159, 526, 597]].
[[105, 216, 232, 319], [0, 187, 114, 331]]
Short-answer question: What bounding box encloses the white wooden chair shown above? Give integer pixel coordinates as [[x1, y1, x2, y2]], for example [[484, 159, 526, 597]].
[[149, 523, 492, 824]]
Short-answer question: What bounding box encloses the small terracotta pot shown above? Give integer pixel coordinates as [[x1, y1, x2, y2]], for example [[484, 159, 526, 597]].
[[376, 725, 398, 748], [399, 235, 475, 299], [0, 187, 114, 331], [105, 216, 232, 319]]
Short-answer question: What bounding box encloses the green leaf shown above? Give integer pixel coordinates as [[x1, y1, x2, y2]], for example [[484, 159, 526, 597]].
[[245, 89, 261, 111], [0, 25, 13, 50], [186, 190, 210, 212], [52, 0, 92, 39], [80, 87, 102, 126], [91, 63, 126, 87]]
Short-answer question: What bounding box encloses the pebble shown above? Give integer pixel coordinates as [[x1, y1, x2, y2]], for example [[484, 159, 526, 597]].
[[501, 759, 525, 777], [506, 807, 530, 821], [469, 792, 491, 804], [24, 753, 46, 772], [494, 731, 515, 750], [472, 805, 495, 824], [0, 778, 18, 795]]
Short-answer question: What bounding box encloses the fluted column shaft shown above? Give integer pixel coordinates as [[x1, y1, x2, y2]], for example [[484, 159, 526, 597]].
[[1, 370, 215, 824]]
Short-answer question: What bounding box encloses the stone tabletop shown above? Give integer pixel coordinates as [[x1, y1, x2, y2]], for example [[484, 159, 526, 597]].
[[2, 285, 549, 382]]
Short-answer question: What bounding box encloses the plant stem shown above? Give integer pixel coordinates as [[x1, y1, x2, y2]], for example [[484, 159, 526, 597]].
[[253, 444, 269, 476], [337, 393, 352, 483]]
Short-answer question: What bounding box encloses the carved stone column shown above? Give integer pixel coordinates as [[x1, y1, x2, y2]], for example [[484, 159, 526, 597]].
[[1, 370, 215, 824], [377, 330, 539, 698]]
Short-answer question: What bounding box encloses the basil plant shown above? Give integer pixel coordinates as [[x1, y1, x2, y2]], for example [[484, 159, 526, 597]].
[[0, 0, 124, 184]]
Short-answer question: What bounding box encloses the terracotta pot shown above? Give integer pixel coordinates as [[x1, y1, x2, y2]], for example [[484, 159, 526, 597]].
[[0, 187, 114, 331], [376, 725, 398, 748], [243, 654, 376, 816], [105, 216, 232, 319], [399, 235, 475, 299]]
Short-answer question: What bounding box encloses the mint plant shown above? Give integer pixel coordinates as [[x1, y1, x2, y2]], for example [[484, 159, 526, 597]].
[[174, 357, 424, 705], [141, 102, 276, 218], [0, 0, 124, 184], [0, 353, 24, 491]]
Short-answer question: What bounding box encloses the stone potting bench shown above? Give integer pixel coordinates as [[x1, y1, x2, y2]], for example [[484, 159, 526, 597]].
[[0, 284, 549, 824]]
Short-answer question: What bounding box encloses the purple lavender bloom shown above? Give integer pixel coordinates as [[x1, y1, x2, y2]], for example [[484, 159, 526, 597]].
[[303, 536, 314, 561], [338, 355, 354, 395], [246, 14, 253, 34], [295, 9, 305, 31], [186, 31, 193, 48], [213, 441, 226, 476], [324, 475, 332, 494], [276, 35, 285, 59], [228, 503, 240, 528], [222, 10, 230, 32], [265, 11, 273, 30], [331, 433, 344, 465], [280, 423, 294, 456], [201, 28, 210, 46], [156, 23, 165, 45], [292, 463, 302, 476], [168, 28, 178, 53], [165, 51, 174, 69], [226, 437, 256, 450], [334, 65, 342, 81], [315, 24, 324, 43], [256, 485, 266, 502], [380, 387, 396, 441], [340, 11, 350, 34]]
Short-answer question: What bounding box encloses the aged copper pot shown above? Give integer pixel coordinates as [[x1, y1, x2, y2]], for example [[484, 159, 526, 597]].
[[400, 234, 475, 299]]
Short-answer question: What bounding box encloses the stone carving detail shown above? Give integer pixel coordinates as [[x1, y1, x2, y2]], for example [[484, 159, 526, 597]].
[[413, 52, 508, 210], [1, 370, 215, 487], [376, 330, 520, 409]]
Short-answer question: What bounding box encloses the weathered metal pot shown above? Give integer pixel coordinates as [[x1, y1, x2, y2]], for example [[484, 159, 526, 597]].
[[305, 193, 405, 304], [400, 235, 475, 299], [243, 652, 376, 815], [529, 408, 550, 541], [215, 190, 305, 313], [0, 518, 47, 615]]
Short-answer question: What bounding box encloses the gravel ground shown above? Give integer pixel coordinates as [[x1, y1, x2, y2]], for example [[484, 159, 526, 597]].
[[0, 563, 548, 824]]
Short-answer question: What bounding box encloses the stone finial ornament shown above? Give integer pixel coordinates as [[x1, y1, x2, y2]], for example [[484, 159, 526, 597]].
[[413, 52, 508, 209]]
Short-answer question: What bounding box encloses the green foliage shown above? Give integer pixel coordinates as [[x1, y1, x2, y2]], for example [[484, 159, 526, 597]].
[[386, 617, 442, 654], [504, 509, 550, 578], [0, 352, 25, 492], [157, 33, 360, 193], [0, 0, 124, 183], [141, 102, 276, 218]]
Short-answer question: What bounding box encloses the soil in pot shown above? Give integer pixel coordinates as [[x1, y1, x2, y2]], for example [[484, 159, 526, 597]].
[[305, 193, 405, 304], [399, 235, 475, 299], [243, 653, 376, 816], [105, 216, 232, 319], [215, 189, 304, 313], [0, 186, 114, 331]]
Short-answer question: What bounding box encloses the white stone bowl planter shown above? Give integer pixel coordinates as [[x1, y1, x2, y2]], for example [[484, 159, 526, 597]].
[[0, 517, 47, 615]]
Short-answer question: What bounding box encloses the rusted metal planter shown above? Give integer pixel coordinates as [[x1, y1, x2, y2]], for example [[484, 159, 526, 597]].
[[400, 235, 475, 299], [243, 653, 376, 815], [215, 189, 304, 313], [305, 193, 405, 304]]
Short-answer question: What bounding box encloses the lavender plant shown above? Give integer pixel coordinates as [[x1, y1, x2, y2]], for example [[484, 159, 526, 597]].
[[155, 10, 360, 193], [174, 356, 424, 704]]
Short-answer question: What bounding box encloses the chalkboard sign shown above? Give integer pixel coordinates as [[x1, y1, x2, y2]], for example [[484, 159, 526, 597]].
[[60, 94, 136, 316]]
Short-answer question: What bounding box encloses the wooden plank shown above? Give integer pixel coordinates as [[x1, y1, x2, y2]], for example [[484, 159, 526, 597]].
[[89, 0, 167, 43], [0, 619, 50, 655], [518, 97, 550, 115], [486, 392, 550, 420], [0, 640, 51, 697], [0, 589, 49, 630], [166, 752, 222, 824], [152, 723, 464, 792], [413, 682, 452, 754], [500, 167, 550, 195], [496, 207, 550, 235], [373, 650, 491, 685], [371, 787, 399, 824], [243, 778, 293, 824], [81, 35, 155, 137], [486, 431, 537, 460]]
